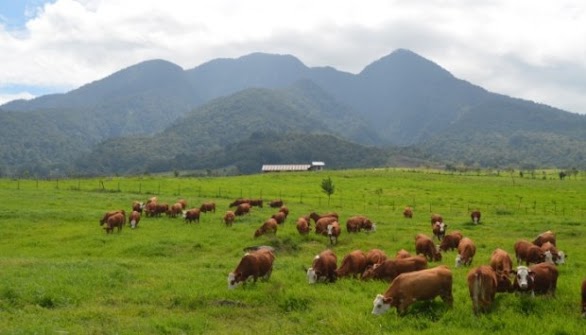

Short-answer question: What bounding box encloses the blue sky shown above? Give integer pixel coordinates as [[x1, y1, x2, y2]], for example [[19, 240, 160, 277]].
[[1, 0, 586, 114]]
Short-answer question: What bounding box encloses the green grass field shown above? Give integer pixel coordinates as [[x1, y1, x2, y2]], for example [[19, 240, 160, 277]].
[[0, 169, 585, 334]]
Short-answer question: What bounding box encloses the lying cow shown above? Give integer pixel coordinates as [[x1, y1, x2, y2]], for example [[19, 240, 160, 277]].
[[306, 249, 337, 284], [439, 231, 463, 252], [336, 250, 367, 278], [467, 265, 498, 314], [372, 265, 453, 316], [514, 240, 545, 265], [512, 262, 558, 297], [455, 237, 476, 267], [227, 248, 275, 289], [362, 256, 427, 282]]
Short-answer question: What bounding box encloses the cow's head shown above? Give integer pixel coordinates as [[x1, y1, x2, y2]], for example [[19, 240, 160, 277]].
[[227, 272, 240, 289], [556, 251, 566, 264], [455, 254, 463, 267], [306, 267, 318, 284], [130, 220, 137, 229], [372, 294, 392, 315], [513, 266, 535, 291]]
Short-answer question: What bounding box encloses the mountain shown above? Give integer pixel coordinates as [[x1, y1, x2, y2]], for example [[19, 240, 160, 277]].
[[2, 49, 586, 177]]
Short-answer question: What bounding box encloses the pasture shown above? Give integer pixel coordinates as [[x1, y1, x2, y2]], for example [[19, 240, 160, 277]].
[[0, 169, 585, 334]]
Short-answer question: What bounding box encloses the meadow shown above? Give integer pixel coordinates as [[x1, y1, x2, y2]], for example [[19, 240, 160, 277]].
[[0, 169, 585, 334]]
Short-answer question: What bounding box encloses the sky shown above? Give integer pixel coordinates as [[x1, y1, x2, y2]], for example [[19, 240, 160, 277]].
[[1, 0, 585, 114]]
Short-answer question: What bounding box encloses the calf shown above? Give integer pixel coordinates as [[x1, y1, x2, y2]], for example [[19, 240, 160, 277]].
[[470, 210, 481, 224], [227, 249, 275, 289], [432, 221, 447, 241], [336, 250, 367, 279], [513, 262, 558, 297], [306, 250, 338, 284], [128, 210, 141, 229], [514, 240, 545, 265], [296, 217, 310, 235], [183, 208, 201, 224], [415, 234, 442, 262], [254, 218, 278, 238], [533, 230, 556, 247], [467, 265, 497, 314], [439, 231, 463, 252], [455, 237, 476, 267], [223, 210, 235, 227], [362, 256, 427, 282], [372, 265, 453, 316]]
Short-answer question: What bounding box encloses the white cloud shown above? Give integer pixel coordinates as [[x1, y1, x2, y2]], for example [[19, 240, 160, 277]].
[[0, 91, 35, 106], [1, 0, 585, 113]]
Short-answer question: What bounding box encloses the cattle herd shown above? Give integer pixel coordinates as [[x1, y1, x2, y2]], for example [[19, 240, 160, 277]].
[[99, 199, 586, 318]]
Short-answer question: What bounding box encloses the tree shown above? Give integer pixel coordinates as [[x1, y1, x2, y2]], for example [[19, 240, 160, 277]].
[[321, 177, 335, 205]]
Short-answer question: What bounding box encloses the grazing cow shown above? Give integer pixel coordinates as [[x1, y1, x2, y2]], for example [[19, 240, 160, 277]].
[[223, 211, 235, 227], [306, 250, 337, 284], [362, 256, 428, 282], [167, 202, 183, 218], [490, 248, 514, 292], [467, 265, 498, 314], [514, 240, 545, 265], [183, 208, 201, 224], [395, 249, 412, 259], [154, 203, 169, 217], [415, 234, 442, 262], [315, 216, 338, 235], [403, 207, 413, 218], [144, 201, 158, 217], [128, 210, 141, 229], [346, 215, 375, 233], [296, 217, 310, 235], [227, 248, 275, 289], [581, 279, 586, 318], [533, 230, 556, 247], [372, 265, 453, 316], [513, 263, 558, 297], [336, 250, 367, 279], [248, 199, 264, 208], [432, 221, 447, 241], [430, 213, 443, 226], [100, 210, 126, 226], [278, 206, 289, 217], [200, 202, 216, 214], [365, 249, 388, 267], [132, 201, 144, 213], [439, 231, 463, 252], [271, 211, 286, 225], [269, 199, 283, 208], [103, 212, 125, 234], [455, 237, 476, 267], [254, 218, 278, 238], [177, 199, 187, 210], [229, 198, 249, 207], [540, 241, 560, 264], [309, 211, 339, 224], [234, 203, 251, 216], [470, 210, 481, 224], [327, 221, 341, 245]]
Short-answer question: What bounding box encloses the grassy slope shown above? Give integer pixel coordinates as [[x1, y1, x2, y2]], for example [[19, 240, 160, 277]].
[[0, 169, 585, 334]]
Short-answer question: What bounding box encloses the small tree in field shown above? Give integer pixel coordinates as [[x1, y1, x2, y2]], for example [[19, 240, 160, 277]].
[[321, 177, 335, 205]]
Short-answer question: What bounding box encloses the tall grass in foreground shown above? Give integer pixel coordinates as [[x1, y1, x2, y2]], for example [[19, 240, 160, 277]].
[[0, 169, 585, 334]]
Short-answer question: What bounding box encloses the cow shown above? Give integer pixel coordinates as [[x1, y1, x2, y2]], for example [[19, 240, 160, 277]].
[[533, 230, 556, 247], [581, 278, 586, 318], [254, 218, 278, 238], [327, 221, 341, 245], [103, 212, 125, 234], [470, 210, 481, 224], [269, 199, 283, 208], [514, 240, 545, 265], [144, 201, 158, 217], [403, 207, 413, 218], [154, 203, 169, 217], [513, 262, 558, 297], [439, 231, 463, 252], [278, 206, 289, 218], [234, 203, 251, 216], [200, 202, 216, 214], [346, 215, 375, 233], [315, 216, 338, 235], [490, 248, 514, 292], [227, 248, 275, 289], [395, 249, 412, 259], [430, 213, 443, 226], [177, 199, 187, 210], [248, 199, 264, 208], [467, 265, 498, 314], [432, 221, 447, 241], [309, 211, 339, 224], [132, 201, 144, 213], [372, 265, 453, 316], [100, 210, 126, 226], [296, 217, 310, 235], [415, 234, 442, 262], [271, 211, 286, 225], [128, 210, 140, 229], [455, 237, 476, 267], [167, 202, 183, 218], [223, 211, 235, 227], [306, 250, 337, 284], [229, 198, 249, 207], [335, 250, 367, 279], [365, 249, 388, 267], [183, 208, 201, 224], [540, 241, 560, 264], [362, 256, 428, 282]]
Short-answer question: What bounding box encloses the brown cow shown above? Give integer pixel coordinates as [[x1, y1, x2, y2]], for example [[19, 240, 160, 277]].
[[514, 240, 545, 265], [306, 250, 337, 284], [432, 221, 447, 241], [100, 210, 125, 225], [254, 218, 278, 238], [271, 211, 286, 225], [269, 199, 283, 208], [470, 210, 481, 224], [234, 203, 251, 216], [415, 234, 442, 262], [439, 231, 463, 252], [278, 205, 289, 217], [248, 199, 263, 208], [395, 249, 412, 259], [327, 221, 341, 245], [103, 212, 125, 233], [144, 201, 158, 217], [309, 211, 339, 224], [183, 208, 201, 224], [132, 201, 144, 213], [346, 215, 375, 233], [456, 237, 476, 267], [128, 210, 141, 229], [430, 213, 443, 226], [533, 230, 556, 247], [336, 250, 367, 279], [540, 241, 560, 264], [581, 278, 586, 318], [223, 211, 235, 227], [229, 198, 249, 207], [365, 249, 388, 267], [315, 216, 338, 235], [227, 248, 275, 289], [403, 207, 413, 218], [490, 248, 514, 292], [177, 199, 187, 210], [154, 203, 169, 217], [513, 263, 558, 297], [372, 265, 453, 316], [167, 202, 183, 218], [200, 202, 216, 213], [467, 265, 498, 314], [296, 217, 310, 235], [362, 256, 427, 282]]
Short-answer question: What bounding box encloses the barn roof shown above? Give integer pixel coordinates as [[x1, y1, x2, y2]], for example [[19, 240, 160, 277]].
[[261, 164, 312, 172]]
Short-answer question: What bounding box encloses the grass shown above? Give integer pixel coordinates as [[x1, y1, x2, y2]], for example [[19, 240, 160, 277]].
[[0, 169, 585, 334]]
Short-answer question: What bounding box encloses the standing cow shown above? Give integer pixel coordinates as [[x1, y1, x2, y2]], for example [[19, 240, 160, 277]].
[[513, 262, 558, 297], [455, 237, 476, 267], [467, 265, 498, 314], [183, 208, 201, 224], [223, 211, 235, 227], [514, 240, 545, 265], [128, 210, 141, 229], [470, 210, 481, 224], [103, 212, 125, 234], [254, 218, 278, 238], [200, 202, 216, 214], [227, 248, 275, 289], [306, 250, 337, 284], [335, 250, 367, 279], [403, 207, 413, 218], [415, 234, 442, 262]]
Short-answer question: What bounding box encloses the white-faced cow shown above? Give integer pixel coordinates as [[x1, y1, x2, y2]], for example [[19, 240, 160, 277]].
[[227, 248, 275, 289], [432, 221, 447, 241], [306, 249, 337, 284], [512, 262, 558, 297], [470, 210, 481, 224], [128, 210, 141, 229]]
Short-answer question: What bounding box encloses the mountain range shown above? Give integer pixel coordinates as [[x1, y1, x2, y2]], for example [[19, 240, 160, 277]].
[[1, 49, 585, 177]]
